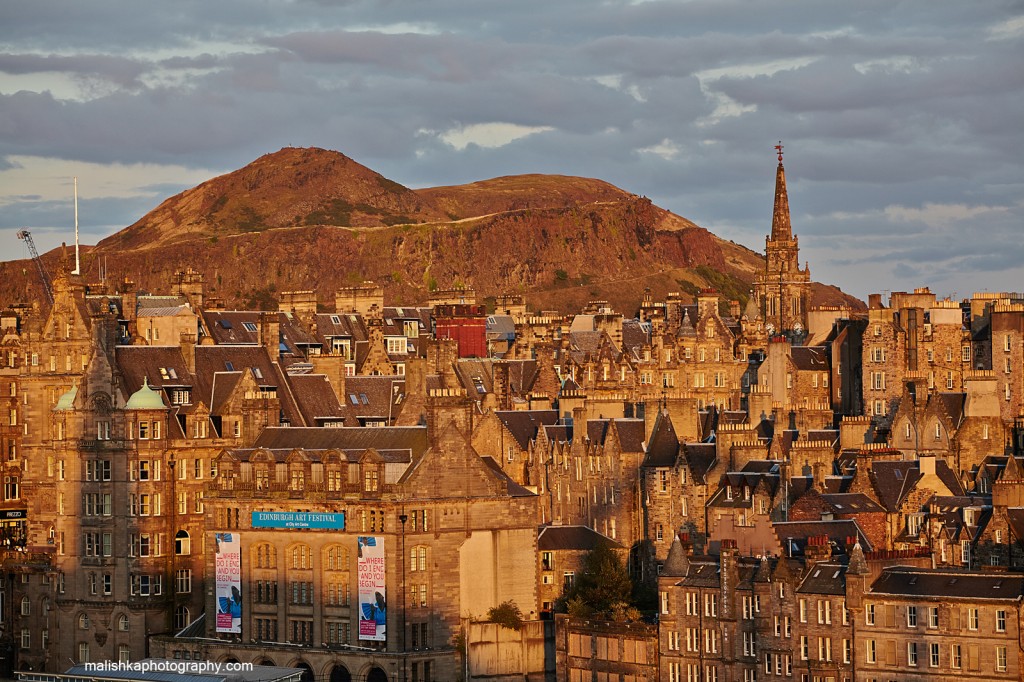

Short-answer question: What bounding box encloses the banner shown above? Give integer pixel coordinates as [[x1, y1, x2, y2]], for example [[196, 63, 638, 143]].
[[358, 536, 386, 641], [215, 533, 241, 634], [251, 511, 345, 529]]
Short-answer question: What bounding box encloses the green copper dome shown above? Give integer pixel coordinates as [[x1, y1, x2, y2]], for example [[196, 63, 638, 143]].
[[125, 378, 167, 410]]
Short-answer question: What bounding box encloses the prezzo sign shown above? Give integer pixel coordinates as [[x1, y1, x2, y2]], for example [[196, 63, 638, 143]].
[[251, 511, 345, 529]]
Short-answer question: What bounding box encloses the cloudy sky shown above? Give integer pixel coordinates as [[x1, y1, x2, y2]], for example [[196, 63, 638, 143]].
[[1, 1, 1022, 302]]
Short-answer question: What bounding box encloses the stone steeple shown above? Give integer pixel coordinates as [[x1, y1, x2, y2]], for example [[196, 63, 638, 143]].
[[753, 142, 811, 335], [771, 151, 793, 242]]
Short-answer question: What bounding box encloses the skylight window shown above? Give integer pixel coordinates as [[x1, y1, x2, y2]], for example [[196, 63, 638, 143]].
[[219, 319, 233, 329], [349, 394, 359, 405], [225, 361, 235, 371], [243, 322, 258, 332], [253, 368, 263, 380], [360, 393, 369, 405], [330, 315, 341, 324]]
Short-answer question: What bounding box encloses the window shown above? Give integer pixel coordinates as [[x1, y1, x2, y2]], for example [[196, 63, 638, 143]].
[[817, 599, 831, 625], [78, 643, 90, 663], [951, 644, 961, 669], [800, 635, 808, 660], [907, 605, 917, 627], [907, 641, 918, 667], [968, 607, 978, 630], [930, 642, 940, 667], [843, 638, 852, 664], [20, 596, 30, 616], [175, 530, 190, 555], [866, 603, 875, 625], [866, 639, 876, 664], [799, 598, 807, 623], [997, 645, 1007, 672], [997, 609, 1006, 632], [176, 569, 192, 594], [929, 606, 939, 628], [818, 636, 831, 662]]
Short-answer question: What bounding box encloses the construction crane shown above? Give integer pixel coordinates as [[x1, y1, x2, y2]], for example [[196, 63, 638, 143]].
[[17, 229, 54, 304]]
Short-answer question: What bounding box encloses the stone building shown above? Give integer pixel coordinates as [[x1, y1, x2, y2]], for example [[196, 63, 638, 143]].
[[158, 421, 540, 682]]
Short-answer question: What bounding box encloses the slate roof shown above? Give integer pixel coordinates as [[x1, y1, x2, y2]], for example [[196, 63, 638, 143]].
[[797, 562, 848, 596], [537, 525, 623, 551], [935, 392, 967, 427], [497, 410, 560, 450], [287, 374, 346, 423], [820, 493, 884, 514], [116, 346, 194, 395], [642, 412, 679, 467], [773, 519, 872, 554], [870, 459, 964, 512], [870, 567, 1024, 601], [684, 443, 718, 485], [254, 425, 429, 457], [791, 346, 828, 371], [620, 319, 650, 351], [340, 376, 406, 424]]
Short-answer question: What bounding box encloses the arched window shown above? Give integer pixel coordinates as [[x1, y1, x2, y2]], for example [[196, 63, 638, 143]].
[[118, 614, 130, 631], [20, 596, 29, 616], [79, 613, 90, 629], [175, 605, 191, 630], [324, 545, 348, 571], [175, 530, 190, 555], [291, 544, 311, 570], [254, 543, 276, 569], [410, 546, 427, 572]]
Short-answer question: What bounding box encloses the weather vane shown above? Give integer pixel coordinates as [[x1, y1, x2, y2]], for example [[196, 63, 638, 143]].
[[775, 141, 784, 163]]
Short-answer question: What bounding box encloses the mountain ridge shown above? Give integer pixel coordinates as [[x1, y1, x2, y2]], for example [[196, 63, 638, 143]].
[[0, 147, 862, 315]]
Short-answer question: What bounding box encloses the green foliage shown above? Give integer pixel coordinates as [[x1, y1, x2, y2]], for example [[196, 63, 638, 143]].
[[555, 269, 569, 281], [376, 176, 407, 194], [487, 600, 524, 631], [237, 206, 264, 233], [562, 541, 636, 621], [244, 286, 278, 311], [691, 265, 750, 311]]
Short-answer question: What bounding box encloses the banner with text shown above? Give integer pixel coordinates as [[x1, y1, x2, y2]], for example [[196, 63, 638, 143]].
[[357, 536, 386, 641], [215, 533, 241, 634], [251, 511, 345, 529]]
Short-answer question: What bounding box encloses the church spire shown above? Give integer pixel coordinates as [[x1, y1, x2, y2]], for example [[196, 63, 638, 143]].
[[771, 141, 792, 241]]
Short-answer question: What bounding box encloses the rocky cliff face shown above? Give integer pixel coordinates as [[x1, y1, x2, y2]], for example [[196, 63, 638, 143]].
[[0, 147, 862, 315]]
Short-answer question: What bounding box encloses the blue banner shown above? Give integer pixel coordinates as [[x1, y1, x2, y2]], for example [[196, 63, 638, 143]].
[[251, 511, 345, 529]]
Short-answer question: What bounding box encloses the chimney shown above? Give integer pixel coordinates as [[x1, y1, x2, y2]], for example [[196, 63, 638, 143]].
[[868, 293, 883, 309], [919, 455, 936, 477], [260, 312, 281, 361], [719, 538, 740, 620], [804, 535, 832, 563], [179, 331, 196, 375], [729, 300, 741, 319]]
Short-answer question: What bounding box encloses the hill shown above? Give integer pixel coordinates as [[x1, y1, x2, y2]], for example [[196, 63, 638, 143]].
[[0, 147, 862, 315]]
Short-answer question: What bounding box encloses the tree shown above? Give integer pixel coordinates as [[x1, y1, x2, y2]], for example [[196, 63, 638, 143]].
[[487, 600, 524, 631], [562, 541, 636, 620]]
